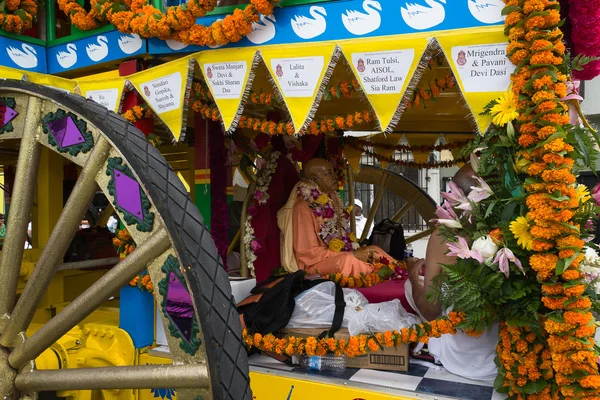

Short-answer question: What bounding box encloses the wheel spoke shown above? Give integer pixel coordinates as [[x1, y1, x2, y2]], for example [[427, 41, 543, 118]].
[[0, 137, 112, 348], [347, 165, 356, 236], [392, 192, 421, 223], [360, 173, 388, 242], [15, 364, 209, 392], [406, 227, 435, 244], [9, 229, 170, 369], [0, 97, 43, 320]]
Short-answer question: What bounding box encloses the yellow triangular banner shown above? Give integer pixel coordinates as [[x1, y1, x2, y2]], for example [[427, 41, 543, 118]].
[[260, 44, 337, 132], [370, 133, 402, 170], [405, 133, 439, 164], [128, 57, 194, 142], [0, 66, 25, 80], [340, 36, 430, 132], [343, 145, 363, 173], [437, 30, 515, 134], [26, 73, 76, 93], [76, 78, 125, 113], [195, 48, 258, 133]]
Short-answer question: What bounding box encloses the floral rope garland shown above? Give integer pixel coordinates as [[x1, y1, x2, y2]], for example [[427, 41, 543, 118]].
[[122, 104, 152, 124], [346, 137, 472, 154], [0, 0, 36, 33], [243, 151, 282, 277], [503, 0, 600, 397], [354, 144, 469, 170], [243, 312, 465, 357], [113, 227, 154, 293], [57, 0, 278, 46], [322, 259, 407, 288]]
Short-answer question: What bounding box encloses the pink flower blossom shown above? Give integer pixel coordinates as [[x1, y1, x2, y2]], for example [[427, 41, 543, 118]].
[[493, 247, 524, 278], [468, 176, 493, 202], [248, 206, 258, 217], [441, 181, 471, 211], [592, 184, 600, 206], [561, 80, 584, 102], [322, 207, 335, 219], [254, 190, 265, 201], [250, 240, 262, 252], [433, 201, 463, 229], [447, 236, 484, 263]]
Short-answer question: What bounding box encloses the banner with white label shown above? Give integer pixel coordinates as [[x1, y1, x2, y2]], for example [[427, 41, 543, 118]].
[[196, 48, 258, 132], [128, 57, 193, 142], [76, 78, 125, 113], [341, 36, 430, 132], [261, 44, 337, 132], [438, 32, 515, 134]]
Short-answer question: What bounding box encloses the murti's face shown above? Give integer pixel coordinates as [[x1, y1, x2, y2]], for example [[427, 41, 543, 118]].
[[314, 164, 338, 194]]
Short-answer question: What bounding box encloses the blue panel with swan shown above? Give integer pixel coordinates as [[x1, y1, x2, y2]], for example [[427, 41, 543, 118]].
[[47, 29, 148, 74], [1, 35, 47, 73], [148, 0, 505, 54]]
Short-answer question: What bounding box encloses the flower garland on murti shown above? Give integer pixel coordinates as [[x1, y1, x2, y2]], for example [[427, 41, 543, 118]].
[[57, 0, 279, 47], [242, 312, 465, 357], [500, 0, 600, 396], [322, 257, 408, 288], [243, 151, 282, 278], [296, 181, 359, 253], [0, 0, 36, 33]]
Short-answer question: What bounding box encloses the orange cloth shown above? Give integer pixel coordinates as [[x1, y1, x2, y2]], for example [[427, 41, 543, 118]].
[[292, 199, 391, 276]]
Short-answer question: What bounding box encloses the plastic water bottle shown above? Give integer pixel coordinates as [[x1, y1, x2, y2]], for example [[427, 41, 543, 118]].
[[292, 355, 347, 372], [403, 243, 414, 259]]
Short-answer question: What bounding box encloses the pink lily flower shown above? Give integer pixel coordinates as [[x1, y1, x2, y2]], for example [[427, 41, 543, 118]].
[[561, 80, 583, 126], [441, 181, 471, 212], [592, 184, 600, 207], [433, 201, 463, 229], [468, 176, 493, 202], [447, 236, 484, 264], [493, 247, 524, 278]]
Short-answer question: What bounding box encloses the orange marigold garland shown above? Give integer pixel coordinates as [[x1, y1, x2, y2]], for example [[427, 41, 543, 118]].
[[0, 0, 36, 33], [57, 0, 279, 47], [122, 104, 152, 124], [242, 312, 465, 357], [502, 0, 600, 397]]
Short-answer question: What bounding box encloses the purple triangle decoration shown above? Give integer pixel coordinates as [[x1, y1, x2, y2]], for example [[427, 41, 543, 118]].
[[0, 104, 17, 128], [114, 171, 144, 221], [47, 116, 85, 148]]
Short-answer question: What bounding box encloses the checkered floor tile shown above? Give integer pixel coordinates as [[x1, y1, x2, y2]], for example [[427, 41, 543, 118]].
[[249, 354, 507, 400]]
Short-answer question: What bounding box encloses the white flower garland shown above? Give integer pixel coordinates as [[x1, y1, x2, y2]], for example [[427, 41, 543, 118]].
[[243, 151, 282, 277]]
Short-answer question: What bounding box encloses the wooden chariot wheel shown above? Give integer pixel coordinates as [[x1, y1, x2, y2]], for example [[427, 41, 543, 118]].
[[0, 80, 250, 400]]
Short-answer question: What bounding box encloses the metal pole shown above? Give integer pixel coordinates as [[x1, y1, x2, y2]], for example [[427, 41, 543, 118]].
[[15, 364, 210, 392], [57, 257, 121, 271], [360, 173, 388, 243], [0, 137, 112, 349], [9, 229, 170, 369], [347, 165, 356, 237], [0, 97, 43, 320]]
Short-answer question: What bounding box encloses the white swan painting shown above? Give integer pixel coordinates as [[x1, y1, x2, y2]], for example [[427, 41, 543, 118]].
[[166, 40, 188, 51], [86, 36, 109, 62], [401, 0, 446, 31], [7, 44, 38, 69], [341, 0, 382, 36], [56, 44, 78, 69], [248, 14, 276, 44], [291, 6, 327, 40], [468, 0, 504, 24], [118, 34, 143, 55]]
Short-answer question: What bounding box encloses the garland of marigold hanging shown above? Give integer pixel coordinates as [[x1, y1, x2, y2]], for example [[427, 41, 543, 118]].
[[346, 137, 472, 154], [57, 0, 278, 46], [348, 142, 469, 170], [242, 312, 466, 357], [122, 104, 152, 124], [498, 0, 600, 397], [0, 0, 37, 33]]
